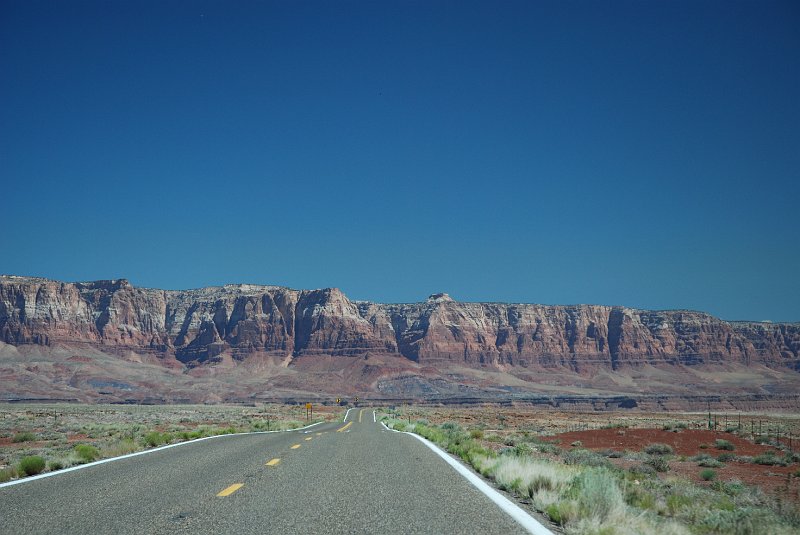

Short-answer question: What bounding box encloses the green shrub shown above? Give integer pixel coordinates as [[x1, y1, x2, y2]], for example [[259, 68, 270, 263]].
[[143, 431, 171, 447], [715, 439, 735, 451], [698, 458, 724, 468], [0, 467, 16, 482], [571, 440, 583, 447], [628, 464, 657, 477], [74, 444, 99, 463], [700, 468, 716, 481], [666, 492, 693, 515], [699, 443, 709, 449], [753, 452, 786, 466], [469, 429, 484, 439], [700, 506, 777, 535], [545, 501, 578, 526], [644, 443, 673, 455], [18, 456, 46, 476], [646, 456, 670, 472], [12, 431, 36, 443], [563, 448, 611, 468], [48, 459, 64, 471], [717, 452, 735, 462], [441, 422, 461, 432]]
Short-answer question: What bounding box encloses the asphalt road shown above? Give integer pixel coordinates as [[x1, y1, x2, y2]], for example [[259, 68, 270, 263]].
[[0, 409, 535, 534]]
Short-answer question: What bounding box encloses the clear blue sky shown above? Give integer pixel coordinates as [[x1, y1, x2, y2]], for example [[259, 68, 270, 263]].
[[1, 1, 798, 321]]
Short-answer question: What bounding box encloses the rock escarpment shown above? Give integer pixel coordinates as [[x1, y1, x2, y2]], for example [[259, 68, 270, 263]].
[[1, 275, 798, 371]]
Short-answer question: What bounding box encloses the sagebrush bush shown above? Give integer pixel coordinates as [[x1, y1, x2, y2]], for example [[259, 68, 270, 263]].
[[646, 456, 670, 472], [715, 439, 735, 451], [753, 452, 786, 466], [700, 469, 716, 481], [644, 443, 674, 455], [574, 468, 625, 522], [12, 432, 36, 443], [563, 448, 612, 468], [18, 456, 46, 476]]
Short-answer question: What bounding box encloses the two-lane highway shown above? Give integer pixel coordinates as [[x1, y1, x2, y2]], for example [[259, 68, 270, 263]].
[[1, 409, 538, 534]]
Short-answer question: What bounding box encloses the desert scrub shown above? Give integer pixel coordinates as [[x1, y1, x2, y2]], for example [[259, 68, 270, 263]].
[[11, 432, 36, 443], [48, 459, 65, 471], [563, 448, 611, 468], [102, 439, 140, 457], [18, 455, 46, 476], [753, 452, 787, 466], [644, 443, 673, 455], [143, 431, 172, 447], [715, 439, 735, 451], [645, 456, 670, 473], [0, 467, 17, 482], [700, 468, 717, 481], [74, 444, 99, 463], [475, 454, 576, 502]]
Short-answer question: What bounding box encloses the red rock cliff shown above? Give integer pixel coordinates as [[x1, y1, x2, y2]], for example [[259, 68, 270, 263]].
[[1, 276, 797, 371]]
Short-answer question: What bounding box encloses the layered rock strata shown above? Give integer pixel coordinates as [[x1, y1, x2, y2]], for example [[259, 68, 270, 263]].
[[1, 276, 797, 371]]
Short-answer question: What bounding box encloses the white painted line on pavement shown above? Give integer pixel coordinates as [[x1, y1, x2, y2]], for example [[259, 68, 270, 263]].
[[343, 407, 353, 422], [372, 410, 376, 423], [382, 422, 553, 535], [0, 421, 324, 489]]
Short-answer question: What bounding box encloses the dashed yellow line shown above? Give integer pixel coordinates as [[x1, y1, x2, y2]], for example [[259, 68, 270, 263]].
[[290, 444, 301, 449], [316, 432, 323, 436], [337, 421, 353, 433], [217, 483, 243, 497], [266, 458, 280, 466], [304, 437, 312, 441]]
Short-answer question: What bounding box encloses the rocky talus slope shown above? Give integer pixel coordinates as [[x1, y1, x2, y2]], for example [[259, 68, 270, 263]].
[[1, 276, 797, 371]]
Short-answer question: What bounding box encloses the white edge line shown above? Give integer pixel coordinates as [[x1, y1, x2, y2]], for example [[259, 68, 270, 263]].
[[372, 410, 376, 423], [382, 422, 553, 535], [0, 420, 324, 489], [343, 407, 353, 422]]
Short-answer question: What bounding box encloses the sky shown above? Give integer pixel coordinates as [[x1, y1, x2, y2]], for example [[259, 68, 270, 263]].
[[1, 1, 798, 321]]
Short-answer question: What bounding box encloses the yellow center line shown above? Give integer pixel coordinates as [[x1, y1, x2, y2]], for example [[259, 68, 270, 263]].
[[316, 432, 322, 436], [266, 458, 280, 466], [337, 421, 353, 433], [290, 444, 301, 449], [304, 437, 312, 441], [217, 483, 243, 497]]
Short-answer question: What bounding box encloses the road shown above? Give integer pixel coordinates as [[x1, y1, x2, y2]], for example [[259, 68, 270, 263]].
[[0, 409, 540, 534]]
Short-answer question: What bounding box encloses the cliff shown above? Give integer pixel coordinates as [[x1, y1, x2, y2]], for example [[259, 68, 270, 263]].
[[1, 275, 797, 371]]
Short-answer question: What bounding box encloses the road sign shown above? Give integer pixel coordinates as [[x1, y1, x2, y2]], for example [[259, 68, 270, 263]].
[[305, 402, 312, 409]]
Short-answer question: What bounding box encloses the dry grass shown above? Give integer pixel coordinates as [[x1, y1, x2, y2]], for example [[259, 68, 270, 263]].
[[0, 402, 340, 482]]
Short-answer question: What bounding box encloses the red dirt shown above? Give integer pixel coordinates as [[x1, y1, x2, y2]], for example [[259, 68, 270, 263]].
[[546, 428, 783, 457], [547, 428, 800, 503]]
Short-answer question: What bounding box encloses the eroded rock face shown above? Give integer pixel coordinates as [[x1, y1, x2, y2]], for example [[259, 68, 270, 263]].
[[0, 276, 797, 371]]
